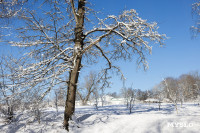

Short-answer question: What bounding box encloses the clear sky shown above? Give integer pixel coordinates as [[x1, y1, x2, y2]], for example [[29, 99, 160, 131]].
[[0, 0, 200, 94], [91, 0, 200, 93]]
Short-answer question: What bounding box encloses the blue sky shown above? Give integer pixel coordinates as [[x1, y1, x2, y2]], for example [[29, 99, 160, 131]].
[[91, 0, 200, 93], [0, 0, 200, 94]]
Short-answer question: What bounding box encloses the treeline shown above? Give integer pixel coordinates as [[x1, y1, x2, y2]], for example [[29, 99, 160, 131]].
[[152, 71, 200, 103], [110, 71, 200, 104]]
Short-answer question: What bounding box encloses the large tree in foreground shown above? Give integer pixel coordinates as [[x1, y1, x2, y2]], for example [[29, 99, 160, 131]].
[[2, 0, 165, 130]]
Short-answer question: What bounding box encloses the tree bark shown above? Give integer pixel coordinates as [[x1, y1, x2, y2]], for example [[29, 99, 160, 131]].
[[64, 56, 82, 130], [63, 0, 85, 131]]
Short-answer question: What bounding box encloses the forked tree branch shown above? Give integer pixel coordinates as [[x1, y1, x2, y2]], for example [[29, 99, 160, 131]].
[[69, 0, 78, 23]]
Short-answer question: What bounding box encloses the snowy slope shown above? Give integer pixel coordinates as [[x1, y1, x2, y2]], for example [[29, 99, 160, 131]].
[[0, 103, 200, 133]]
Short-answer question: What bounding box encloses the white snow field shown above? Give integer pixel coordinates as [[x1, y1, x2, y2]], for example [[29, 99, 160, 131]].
[[0, 103, 200, 133]]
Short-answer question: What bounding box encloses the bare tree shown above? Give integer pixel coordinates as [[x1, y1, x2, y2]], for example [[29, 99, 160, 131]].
[[2, 0, 166, 130], [28, 88, 44, 124], [127, 88, 136, 113], [163, 78, 179, 114], [0, 56, 44, 125], [150, 72, 200, 108], [54, 86, 66, 107], [54, 90, 59, 113], [136, 89, 148, 101], [77, 71, 108, 108], [121, 87, 129, 108], [99, 88, 105, 107], [0, 55, 25, 122], [121, 84, 136, 112], [178, 75, 191, 106], [179, 74, 198, 101], [0, 55, 45, 124], [91, 88, 99, 110], [194, 83, 200, 105], [152, 83, 164, 110], [77, 72, 99, 105]]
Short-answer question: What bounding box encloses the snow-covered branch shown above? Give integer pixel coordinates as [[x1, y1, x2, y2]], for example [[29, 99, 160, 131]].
[[84, 9, 165, 69]]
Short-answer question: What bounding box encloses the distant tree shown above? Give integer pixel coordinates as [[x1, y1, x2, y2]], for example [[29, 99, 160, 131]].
[[163, 78, 179, 114], [107, 92, 118, 98], [99, 88, 105, 107], [150, 72, 200, 110], [121, 87, 129, 108], [179, 74, 198, 101], [54, 90, 58, 113], [54, 86, 66, 106], [92, 89, 99, 110], [54, 85, 66, 113], [152, 83, 164, 110], [177, 83, 185, 107], [136, 89, 142, 100], [178, 75, 190, 105], [121, 84, 136, 112], [136, 89, 148, 101], [127, 88, 136, 113], [77, 72, 100, 105], [190, 72, 200, 101]]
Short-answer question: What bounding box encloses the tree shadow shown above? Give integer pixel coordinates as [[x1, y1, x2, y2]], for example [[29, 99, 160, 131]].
[[80, 104, 177, 115], [77, 113, 94, 122], [6, 123, 26, 133]]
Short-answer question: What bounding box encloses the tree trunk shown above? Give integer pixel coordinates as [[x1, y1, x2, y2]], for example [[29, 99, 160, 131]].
[[158, 102, 161, 111], [63, 0, 85, 131], [101, 96, 104, 107], [129, 98, 133, 114], [64, 56, 82, 131], [181, 99, 183, 107], [174, 100, 178, 114]]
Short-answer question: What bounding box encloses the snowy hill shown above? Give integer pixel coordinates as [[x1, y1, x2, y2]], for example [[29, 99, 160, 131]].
[[0, 103, 200, 133]]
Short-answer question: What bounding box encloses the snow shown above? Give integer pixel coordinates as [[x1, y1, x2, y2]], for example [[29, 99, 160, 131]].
[[0, 103, 200, 133], [144, 98, 160, 103]]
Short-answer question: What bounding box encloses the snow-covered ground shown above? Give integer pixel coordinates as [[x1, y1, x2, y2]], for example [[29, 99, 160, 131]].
[[0, 103, 200, 133]]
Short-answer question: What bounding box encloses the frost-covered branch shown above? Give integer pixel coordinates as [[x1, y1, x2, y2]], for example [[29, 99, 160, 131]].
[[69, 0, 78, 23], [84, 9, 165, 70], [0, 0, 26, 18], [4, 2, 76, 100], [192, 1, 200, 37]]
